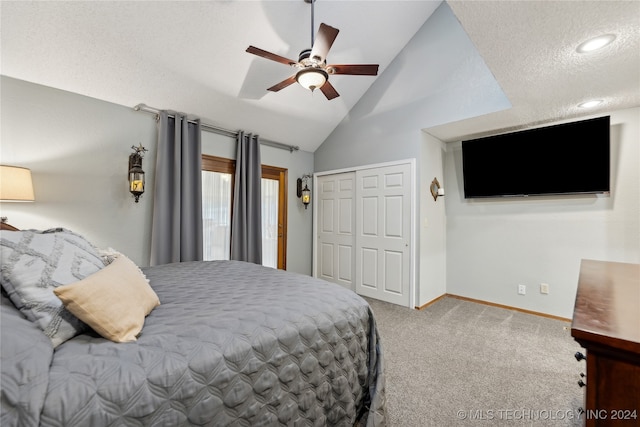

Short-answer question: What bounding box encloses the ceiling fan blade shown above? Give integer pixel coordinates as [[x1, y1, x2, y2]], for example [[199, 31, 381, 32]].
[[267, 75, 297, 92], [320, 81, 340, 100], [246, 46, 297, 66], [328, 64, 379, 76], [310, 23, 339, 63]]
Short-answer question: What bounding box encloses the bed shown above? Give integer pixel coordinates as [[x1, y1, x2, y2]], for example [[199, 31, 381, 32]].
[[0, 226, 385, 426]]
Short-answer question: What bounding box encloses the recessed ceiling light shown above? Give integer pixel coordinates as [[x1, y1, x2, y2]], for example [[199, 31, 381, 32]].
[[578, 100, 603, 108], [576, 34, 616, 53]]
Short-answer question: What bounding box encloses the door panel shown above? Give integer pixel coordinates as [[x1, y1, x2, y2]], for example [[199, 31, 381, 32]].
[[339, 199, 352, 234], [385, 172, 404, 188], [321, 199, 334, 232], [361, 248, 378, 289], [385, 195, 403, 237], [316, 173, 356, 290], [320, 243, 334, 278], [355, 163, 411, 306], [338, 245, 352, 281], [384, 250, 403, 294], [362, 197, 378, 235]]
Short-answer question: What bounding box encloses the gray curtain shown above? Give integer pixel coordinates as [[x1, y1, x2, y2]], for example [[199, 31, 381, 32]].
[[230, 131, 262, 264], [150, 111, 203, 266]]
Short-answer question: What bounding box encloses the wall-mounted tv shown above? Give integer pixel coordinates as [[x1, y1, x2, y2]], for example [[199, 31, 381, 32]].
[[461, 116, 610, 198]]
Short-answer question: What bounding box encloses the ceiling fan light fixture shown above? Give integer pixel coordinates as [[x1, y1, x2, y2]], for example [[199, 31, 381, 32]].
[[296, 68, 328, 92], [245, 0, 377, 100]]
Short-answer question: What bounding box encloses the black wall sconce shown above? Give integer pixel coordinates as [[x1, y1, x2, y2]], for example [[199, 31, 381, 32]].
[[128, 144, 147, 203], [297, 174, 312, 209]]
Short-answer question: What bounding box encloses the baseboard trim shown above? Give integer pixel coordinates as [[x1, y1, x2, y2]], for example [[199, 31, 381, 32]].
[[417, 293, 571, 322], [415, 294, 447, 310]]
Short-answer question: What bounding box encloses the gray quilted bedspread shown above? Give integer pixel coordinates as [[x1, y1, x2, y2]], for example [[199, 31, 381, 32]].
[[1, 260, 385, 426]]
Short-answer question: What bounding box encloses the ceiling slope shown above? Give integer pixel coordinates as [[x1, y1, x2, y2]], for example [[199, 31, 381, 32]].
[[1, 1, 638, 150], [0, 0, 440, 152]]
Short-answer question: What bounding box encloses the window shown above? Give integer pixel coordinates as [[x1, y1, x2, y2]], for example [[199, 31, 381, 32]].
[[202, 156, 233, 262], [201, 155, 288, 269]]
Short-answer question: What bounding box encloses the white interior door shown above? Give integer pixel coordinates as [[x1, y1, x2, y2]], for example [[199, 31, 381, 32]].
[[355, 163, 411, 307], [316, 173, 356, 290]]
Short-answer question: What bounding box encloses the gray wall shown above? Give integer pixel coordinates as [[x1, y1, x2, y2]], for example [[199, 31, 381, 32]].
[[1, 76, 155, 266], [314, 2, 509, 174], [0, 76, 314, 273], [444, 108, 640, 319], [313, 2, 508, 306], [313, 1, 639, 318]]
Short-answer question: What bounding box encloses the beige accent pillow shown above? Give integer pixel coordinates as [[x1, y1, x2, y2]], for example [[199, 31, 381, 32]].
[[54, 255, 160, 343]]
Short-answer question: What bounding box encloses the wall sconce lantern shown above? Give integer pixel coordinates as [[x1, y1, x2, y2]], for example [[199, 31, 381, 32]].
[[128, 144, 147, 203], [430, 177, 445, 201], [297, 174, 313, 209]]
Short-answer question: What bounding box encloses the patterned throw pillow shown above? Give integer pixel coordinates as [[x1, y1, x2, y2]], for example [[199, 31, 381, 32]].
[[0, 228, 106, 347]]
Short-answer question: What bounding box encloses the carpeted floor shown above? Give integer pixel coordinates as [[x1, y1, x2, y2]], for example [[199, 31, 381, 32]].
[[364, 296, 584, 426]]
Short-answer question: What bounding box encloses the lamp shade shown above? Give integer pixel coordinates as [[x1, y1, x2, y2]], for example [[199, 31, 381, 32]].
[[296, 68, 328, 92], [0, 165, 35, 201]]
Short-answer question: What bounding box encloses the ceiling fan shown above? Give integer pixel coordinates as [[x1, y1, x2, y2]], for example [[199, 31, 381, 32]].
[[245, 0, 379, 100]]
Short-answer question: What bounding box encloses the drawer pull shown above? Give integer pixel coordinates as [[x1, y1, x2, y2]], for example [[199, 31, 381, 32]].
[[578, 380, 586, 388], [574, 351, 586, 361]]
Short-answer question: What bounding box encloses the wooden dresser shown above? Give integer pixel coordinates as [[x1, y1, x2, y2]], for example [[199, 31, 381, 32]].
[[571, 259, 640, 426]]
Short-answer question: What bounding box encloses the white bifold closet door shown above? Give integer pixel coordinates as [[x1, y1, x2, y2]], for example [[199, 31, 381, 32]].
[[317, 172, 356, 290], [316, 162, 412, 307]]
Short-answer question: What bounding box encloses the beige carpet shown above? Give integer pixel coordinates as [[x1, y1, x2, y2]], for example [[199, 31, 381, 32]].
[[365, 296, 584, 426]]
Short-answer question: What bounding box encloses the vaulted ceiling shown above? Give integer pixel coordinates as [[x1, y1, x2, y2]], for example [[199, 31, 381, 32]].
[[1, 1, 638, 152]]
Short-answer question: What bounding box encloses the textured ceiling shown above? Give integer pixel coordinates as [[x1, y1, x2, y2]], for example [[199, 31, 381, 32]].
[[0, 0, 439, 152], [1, 1, 639, 151], [430, 0, 640, 142]]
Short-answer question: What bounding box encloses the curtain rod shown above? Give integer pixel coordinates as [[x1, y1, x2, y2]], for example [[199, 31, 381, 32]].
[[133, 103, 299, 152]]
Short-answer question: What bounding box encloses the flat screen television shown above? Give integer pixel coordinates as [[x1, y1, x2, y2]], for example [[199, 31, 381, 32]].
[[461, 116, 610, 198]]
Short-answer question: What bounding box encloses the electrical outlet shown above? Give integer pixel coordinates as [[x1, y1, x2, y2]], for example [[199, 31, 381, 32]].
[[540, 283, 550, 294], [518, 284, 526, 295]]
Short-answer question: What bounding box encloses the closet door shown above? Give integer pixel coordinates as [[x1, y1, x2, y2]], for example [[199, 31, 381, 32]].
[[355, 163, 411, 307], [316, 172, 356, 290]]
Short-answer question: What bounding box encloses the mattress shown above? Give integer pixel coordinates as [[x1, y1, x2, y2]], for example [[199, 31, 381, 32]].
[[2, 260, 385, 426]]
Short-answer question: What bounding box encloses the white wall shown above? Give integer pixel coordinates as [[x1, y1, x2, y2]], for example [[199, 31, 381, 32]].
[[419, 131, 447, 305], [0, 76, 314, 273], [444, 108, 640, 318]]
